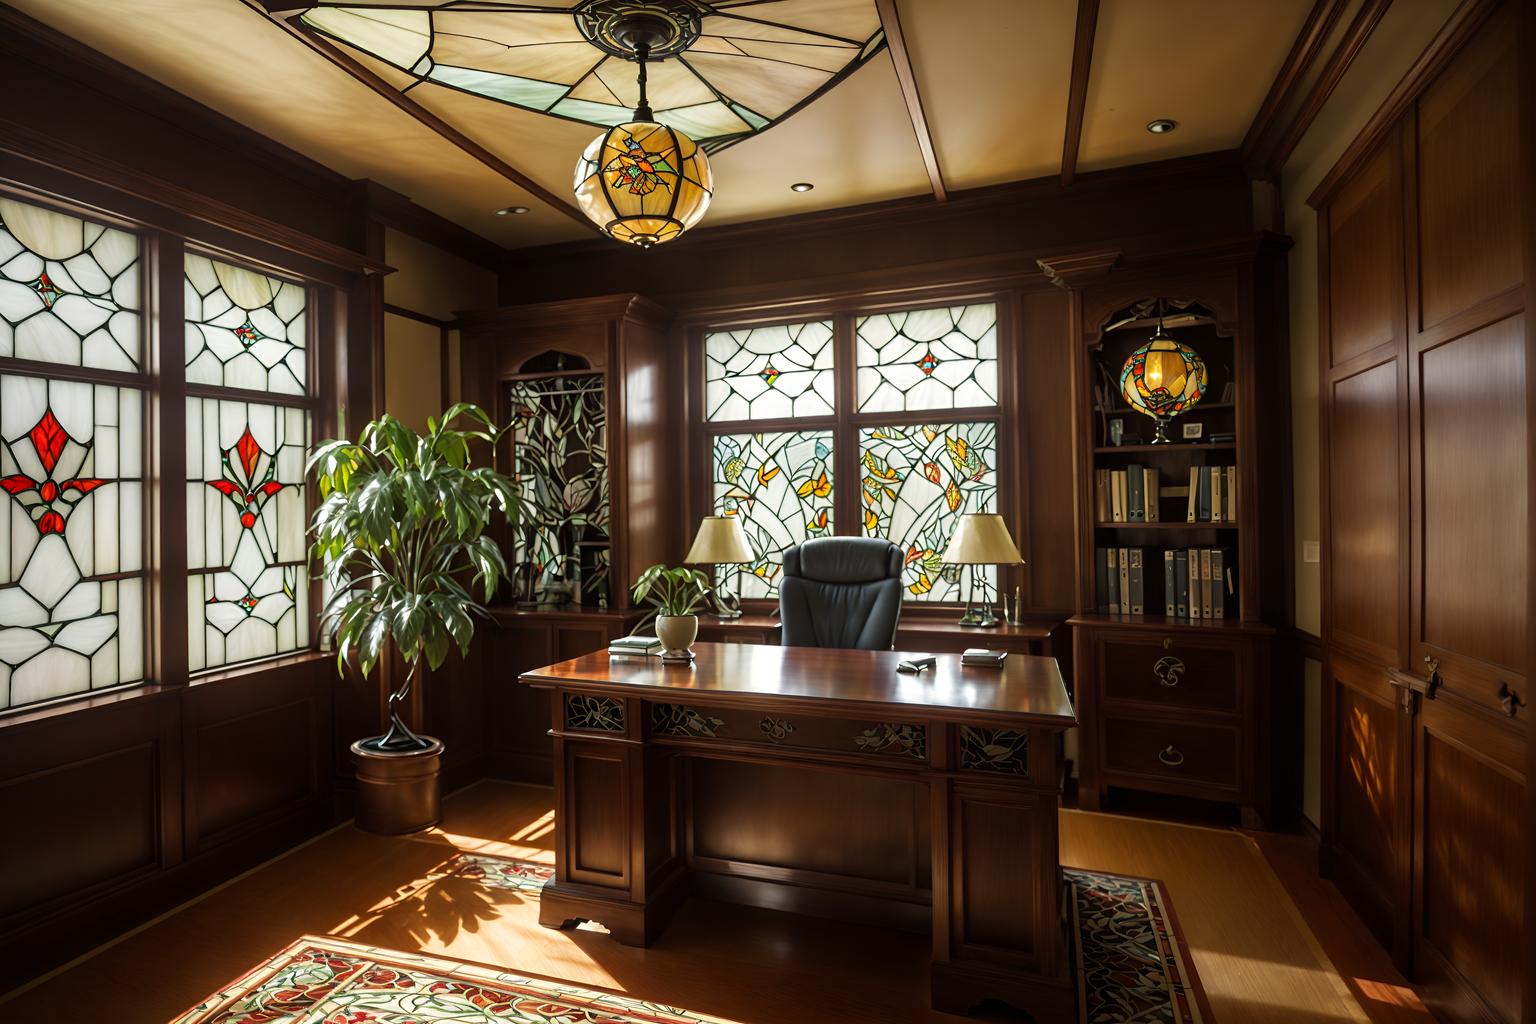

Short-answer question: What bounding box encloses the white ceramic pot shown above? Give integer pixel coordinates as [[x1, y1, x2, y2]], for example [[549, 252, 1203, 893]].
[[655, 614, 699, 654]]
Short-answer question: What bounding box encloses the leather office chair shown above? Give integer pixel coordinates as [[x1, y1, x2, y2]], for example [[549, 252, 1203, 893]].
[[778, 537, 903, 650]]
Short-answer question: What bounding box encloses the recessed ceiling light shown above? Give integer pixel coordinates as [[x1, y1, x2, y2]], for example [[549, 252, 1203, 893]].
[[790, 182, 814, 193], [496, 206, 530, 216], [1146, 119, 1177, 135]]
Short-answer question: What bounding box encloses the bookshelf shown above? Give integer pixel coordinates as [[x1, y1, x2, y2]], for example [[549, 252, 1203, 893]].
[[1049, 238, 1293, 830]]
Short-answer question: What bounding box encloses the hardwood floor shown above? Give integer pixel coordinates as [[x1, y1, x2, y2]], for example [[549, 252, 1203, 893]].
[[0, 781, 1428, 1022]]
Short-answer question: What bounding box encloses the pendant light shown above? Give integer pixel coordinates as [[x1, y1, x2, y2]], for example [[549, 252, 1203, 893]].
[[572, 14, 713, 249]]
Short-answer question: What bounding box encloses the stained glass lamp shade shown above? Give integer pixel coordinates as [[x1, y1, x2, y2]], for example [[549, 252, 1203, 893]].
[[1119, 326, 1207, 444], [574, 120, 712, 247]]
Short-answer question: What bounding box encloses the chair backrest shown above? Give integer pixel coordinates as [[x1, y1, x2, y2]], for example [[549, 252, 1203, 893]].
[[778, 537, 903, 650]]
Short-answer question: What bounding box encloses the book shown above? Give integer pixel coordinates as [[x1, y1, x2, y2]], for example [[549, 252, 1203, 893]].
[[1117, 547, 1130, 615], [1163, 549, 1176, 616], [1128, 548, 1144, 615], [1145, 468, 1160, 522], [609, 635, 662, 656], [1174, 550, 1190, 618], [1198, 466, 1212, 522], [1186, 466, 1199, 522], [1126, 464, 1145, 522], [961, 648, 1007, 667], [1226, 466, 1237, 522], [1111, 470, 1126, 522], [1095, 546, 1110, 613], [1112, 549, 1124, 614], [1211, 464, 1222, 523], [1211, 548, 1226, 619], [1199, 548, 1213, 619]]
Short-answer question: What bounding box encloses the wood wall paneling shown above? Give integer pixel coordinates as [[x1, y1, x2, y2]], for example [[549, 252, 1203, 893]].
[[1326, 143, 1405, 369], [1327, 360, 1403, 665]]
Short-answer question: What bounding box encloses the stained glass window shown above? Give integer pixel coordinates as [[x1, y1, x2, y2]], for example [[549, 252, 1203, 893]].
[[186, 398, 309, 672], [704, 321, 834, 422], [0, 198, 141, 372], [184, 254, 307, 395], [507, 374, 609, 603], [0, 374, 144, 709], [856, 304, 998, 413], [859, 422, 997, 603], [712, 431, 833, 598]]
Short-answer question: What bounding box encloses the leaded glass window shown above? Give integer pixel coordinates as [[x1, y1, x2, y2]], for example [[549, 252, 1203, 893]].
[[855, 304, 998, 413], [0, 374, 145, 709], [507, 373, 609, 603], [0, 198, 141, 371], [859, 422, 997, 603], [704, 320, 834, 422], [184, 254, 308, 395], [186, 398, 309, 672], [711, 431, 832, 598]]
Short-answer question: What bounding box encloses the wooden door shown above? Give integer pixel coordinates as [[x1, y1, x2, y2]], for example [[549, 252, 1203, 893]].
[[1403, 14, 1527, 1022]]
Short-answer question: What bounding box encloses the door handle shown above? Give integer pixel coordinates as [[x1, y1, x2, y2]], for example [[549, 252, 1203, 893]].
[[1497, 682, 1525, 718], [1157, 745, 1184, 767]]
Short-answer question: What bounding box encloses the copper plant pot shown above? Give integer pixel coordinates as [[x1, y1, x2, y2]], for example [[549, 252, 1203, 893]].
[[350, 736, 444, 835]]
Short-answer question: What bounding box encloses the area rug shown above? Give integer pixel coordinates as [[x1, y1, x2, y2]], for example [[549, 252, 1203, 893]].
[[176, 855, 1208, 1023], [171, 935, 737, 1024]]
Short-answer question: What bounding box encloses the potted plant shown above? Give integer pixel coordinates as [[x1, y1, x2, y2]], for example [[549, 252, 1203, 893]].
[[632, 564, 712, 660], [309, 405, 516, 834]]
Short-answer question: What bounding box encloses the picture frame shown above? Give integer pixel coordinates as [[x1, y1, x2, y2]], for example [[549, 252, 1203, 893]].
[[1182, 422, 1204, 440]]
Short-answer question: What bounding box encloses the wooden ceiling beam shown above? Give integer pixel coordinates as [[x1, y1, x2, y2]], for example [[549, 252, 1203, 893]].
[[874, 0, 946, 201], [1240, 0, 1349, 179], [1060, 0, 1100, 186], [270, 14, 597, 233], [1260, 0, 1394, 180]]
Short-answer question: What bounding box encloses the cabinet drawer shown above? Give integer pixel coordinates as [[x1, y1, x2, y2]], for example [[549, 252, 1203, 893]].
[[1100, 637, 1238, 712], [1102, 716, 1238, 789]]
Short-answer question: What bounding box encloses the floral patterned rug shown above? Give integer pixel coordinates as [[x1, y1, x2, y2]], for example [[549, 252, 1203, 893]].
[[174, 855, 1207, 1023]]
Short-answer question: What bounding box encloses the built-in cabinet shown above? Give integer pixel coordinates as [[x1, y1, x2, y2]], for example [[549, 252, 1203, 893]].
[[1315, 6, 1528, 1021]]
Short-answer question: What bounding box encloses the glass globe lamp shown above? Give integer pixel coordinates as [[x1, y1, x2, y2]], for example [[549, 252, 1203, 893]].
[[574, 121, 712, 248], [1119, 325, 1207, 443]]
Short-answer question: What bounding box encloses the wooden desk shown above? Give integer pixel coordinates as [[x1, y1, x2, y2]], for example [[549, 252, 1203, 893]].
[[696, 612, 1067, 658], [520, 642, 1078, 1018]]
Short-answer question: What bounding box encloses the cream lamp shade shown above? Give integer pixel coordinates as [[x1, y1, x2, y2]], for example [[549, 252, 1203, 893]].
[[941, 513, 1024, 565], [684, 516, 753, 565]]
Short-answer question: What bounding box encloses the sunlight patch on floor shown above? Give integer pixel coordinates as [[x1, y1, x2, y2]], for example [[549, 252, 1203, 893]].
[[1194, 952, 1371, 1022]]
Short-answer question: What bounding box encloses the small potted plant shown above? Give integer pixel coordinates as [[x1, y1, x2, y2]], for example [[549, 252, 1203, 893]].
[[309, 404, 516, 834], [632, 564, 712, 661]]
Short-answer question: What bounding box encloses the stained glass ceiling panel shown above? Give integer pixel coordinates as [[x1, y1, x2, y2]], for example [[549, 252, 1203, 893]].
[[297, 1, 885, 151]]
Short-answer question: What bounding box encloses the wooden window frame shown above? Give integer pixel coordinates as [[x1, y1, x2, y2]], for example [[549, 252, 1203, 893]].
[[686, 289, 1022, 617]]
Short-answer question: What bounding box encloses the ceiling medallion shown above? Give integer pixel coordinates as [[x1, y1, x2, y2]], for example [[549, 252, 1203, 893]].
[[573, 0, 705, 60]]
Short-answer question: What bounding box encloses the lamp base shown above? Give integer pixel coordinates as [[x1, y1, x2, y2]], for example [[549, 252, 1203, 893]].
[[957, 608, 1001, 628]]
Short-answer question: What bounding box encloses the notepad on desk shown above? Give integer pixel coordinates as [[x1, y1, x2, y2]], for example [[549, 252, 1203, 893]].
[[961, 648, 1007, 668], [608, 635, 663, 656]]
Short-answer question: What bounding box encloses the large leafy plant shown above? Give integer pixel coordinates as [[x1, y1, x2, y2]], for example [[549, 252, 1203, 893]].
[[309, 405, 516, 752]]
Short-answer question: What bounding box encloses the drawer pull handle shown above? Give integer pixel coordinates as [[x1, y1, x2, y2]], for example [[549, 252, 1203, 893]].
[[1157, 745, 1185, 767], [1153, 655, 1185, 687]]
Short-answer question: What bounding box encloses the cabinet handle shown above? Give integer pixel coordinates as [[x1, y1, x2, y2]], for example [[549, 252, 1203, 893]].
[[1497, 682, 1525, 718], [1157, 745, 1185, 767], [1153, 655, 1185, 687]]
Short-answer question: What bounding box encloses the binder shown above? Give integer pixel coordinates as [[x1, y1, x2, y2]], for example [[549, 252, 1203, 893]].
[[1226, 466, 1237, 522], [1163, 549, 1176, 616], [1105, 547, 1120, 612], [1211, 465, 1222, 523], [1186, 466, 1199, 522], [1095, 546, 1109, 613], [1174, 550, 1190, 618], [1211, 548, 1226, 619], [1198, 466, 1212, 522], [1095, 470, 1111, 523], [1117, 547, 1130, 615], [1199, 548, 1213, 618], [1145, 468, 1160, 522], [1128, 548, 1144, 614], [1111, 470, 1126, 522], [1126, 464, 1145, 522]]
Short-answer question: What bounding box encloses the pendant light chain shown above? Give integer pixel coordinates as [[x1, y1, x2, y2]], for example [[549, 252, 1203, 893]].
[[634, 42, 653, 121]]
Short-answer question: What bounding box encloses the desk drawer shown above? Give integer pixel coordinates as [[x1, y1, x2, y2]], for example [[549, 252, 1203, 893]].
[[1102, 716, 1238, 789], [1099, 637, 1239, 712]]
